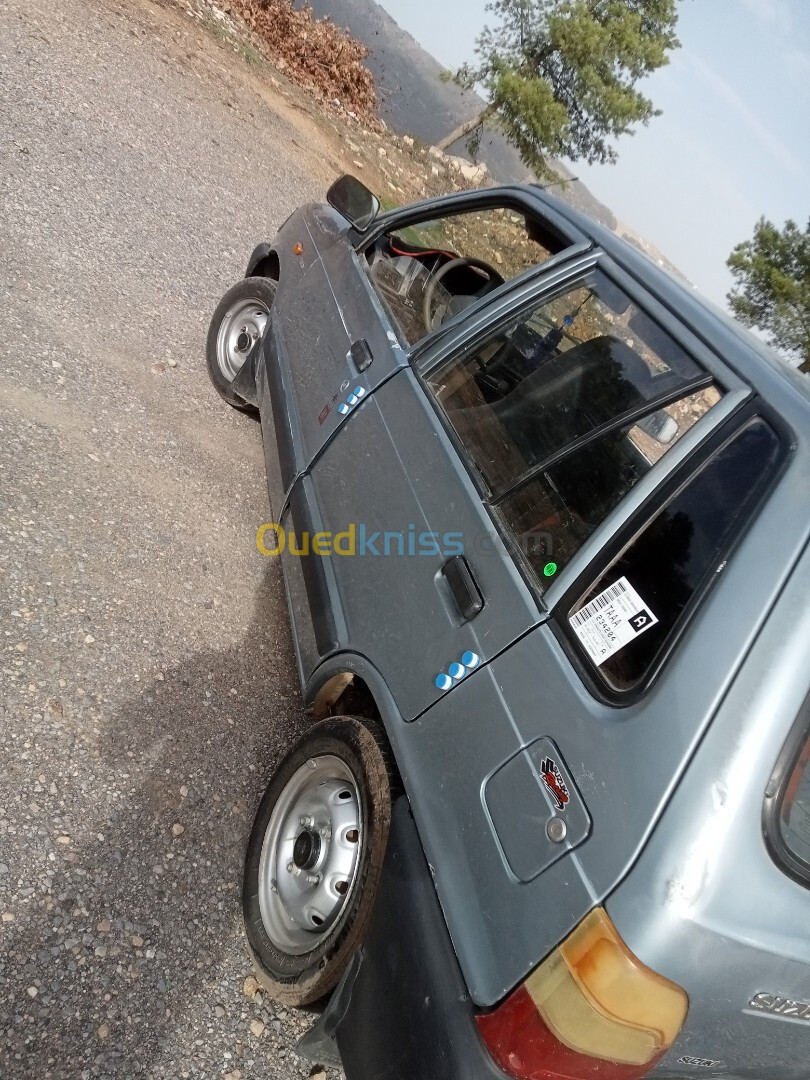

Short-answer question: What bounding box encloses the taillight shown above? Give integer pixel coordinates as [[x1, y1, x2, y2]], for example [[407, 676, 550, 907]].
[[476, 908, 687, 1080]]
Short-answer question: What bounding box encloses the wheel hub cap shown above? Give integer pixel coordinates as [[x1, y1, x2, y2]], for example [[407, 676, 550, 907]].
[[292, 829, 321, 870]]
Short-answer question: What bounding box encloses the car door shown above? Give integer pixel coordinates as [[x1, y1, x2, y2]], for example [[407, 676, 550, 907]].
[[269, 192, 591, 690], [308, 367, 541, 720], [301, 216, 598, 714]]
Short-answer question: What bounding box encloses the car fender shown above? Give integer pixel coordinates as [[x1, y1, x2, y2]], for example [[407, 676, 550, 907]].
[[305, 652, 405, 747], [245, 242, 279, 280]]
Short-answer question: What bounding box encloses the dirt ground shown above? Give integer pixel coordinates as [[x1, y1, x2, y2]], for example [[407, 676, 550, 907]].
[[0, 0, 380, 1075]]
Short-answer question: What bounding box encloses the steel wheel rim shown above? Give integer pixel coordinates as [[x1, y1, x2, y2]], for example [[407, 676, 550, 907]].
[[257, 755, 363, 955], [215, 296, 270, 381]]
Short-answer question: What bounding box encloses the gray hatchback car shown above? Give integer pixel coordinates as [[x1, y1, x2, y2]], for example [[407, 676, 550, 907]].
[[206, 177, 810, 1080]]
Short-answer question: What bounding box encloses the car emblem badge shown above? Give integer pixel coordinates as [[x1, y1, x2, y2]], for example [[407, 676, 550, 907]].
[[749, 993, 810, 1022], [540, 756, 570, 811]]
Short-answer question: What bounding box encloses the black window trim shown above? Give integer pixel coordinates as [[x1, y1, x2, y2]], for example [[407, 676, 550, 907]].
[[763, 693, 810, 889], [549, 399, 791, 706]]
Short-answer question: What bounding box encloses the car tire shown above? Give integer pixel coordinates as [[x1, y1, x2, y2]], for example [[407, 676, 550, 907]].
[[206, 276, 277, 414], [243, 716, 395, 1006]]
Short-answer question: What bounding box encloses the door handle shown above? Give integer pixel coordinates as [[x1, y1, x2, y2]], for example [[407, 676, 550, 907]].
[[441, 556, 484, 622], [349, 339, 373, 372]]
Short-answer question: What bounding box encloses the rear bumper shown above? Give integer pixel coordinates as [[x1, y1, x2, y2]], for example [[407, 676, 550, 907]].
[[317, 797, 508, 1080]]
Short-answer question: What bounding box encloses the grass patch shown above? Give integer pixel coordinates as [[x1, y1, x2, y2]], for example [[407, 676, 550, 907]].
[[235, 41, 265, 67], [199, 13, 264, 67], [200, 12, 232, 44]]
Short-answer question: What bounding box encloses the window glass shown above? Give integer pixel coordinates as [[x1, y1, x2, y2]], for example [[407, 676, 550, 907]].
[[499, 388, 719, 579], [780, 734, 810, 871], [565, 418, 782, 693], [365, 207, 568, 345], [427, 271, 714, 497]]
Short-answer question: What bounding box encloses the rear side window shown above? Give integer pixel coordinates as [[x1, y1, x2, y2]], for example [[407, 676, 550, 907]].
[[564, 417, 783, 694]]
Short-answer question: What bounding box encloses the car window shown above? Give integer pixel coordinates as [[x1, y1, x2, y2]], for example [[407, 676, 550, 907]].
[[496, 390, 718, 577], [564, 417, 783, 694], [364, 206, 570, 346], [426, 270, 721, 586], [779, 731, 810, 872]]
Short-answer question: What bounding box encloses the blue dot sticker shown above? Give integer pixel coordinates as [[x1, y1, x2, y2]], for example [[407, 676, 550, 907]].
[[461, 651, 480, 669], [338, 404, 350, 416], [354, 386, 366, 398], [448, 662, 466, 681], [435, 673, 453, 691]]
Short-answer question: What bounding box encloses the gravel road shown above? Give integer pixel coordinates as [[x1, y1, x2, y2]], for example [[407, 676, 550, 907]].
[[0, 0, 342, 1075]]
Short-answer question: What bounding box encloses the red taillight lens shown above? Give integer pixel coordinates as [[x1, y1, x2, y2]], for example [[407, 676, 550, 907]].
[[476, 908, 688, 1080]]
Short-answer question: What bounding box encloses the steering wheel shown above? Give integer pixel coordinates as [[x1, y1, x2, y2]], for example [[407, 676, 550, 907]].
[[422, 256, 505, 332]]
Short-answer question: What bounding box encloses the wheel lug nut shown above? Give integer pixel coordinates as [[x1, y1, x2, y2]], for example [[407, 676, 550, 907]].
[[335, 880, 348, 895], [319, 826, 332, 839], [346, 829, 359, 844], [299, 815, 313, 827], [306, 873, 320, 886], [286, 861, 301, 877]]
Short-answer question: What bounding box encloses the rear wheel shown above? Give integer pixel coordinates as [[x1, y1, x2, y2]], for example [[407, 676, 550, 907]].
[[243, 717, 394, 1006], [206, 276, 276, 412]]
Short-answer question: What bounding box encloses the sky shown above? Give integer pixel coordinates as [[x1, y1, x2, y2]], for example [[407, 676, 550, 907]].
[[373, 0, 810, 308]]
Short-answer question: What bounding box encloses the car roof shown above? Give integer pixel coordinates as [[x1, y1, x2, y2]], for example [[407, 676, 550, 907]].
[[519, 185, 810, 412]]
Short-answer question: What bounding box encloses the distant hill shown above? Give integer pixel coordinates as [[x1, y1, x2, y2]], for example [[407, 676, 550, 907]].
[[305, 0, 618, 229]]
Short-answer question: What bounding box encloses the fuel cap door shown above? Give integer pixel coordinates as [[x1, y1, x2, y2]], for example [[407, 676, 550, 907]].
[[485, 738, 591, 882]]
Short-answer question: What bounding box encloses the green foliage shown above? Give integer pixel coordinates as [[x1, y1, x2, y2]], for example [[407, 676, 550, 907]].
[[727, 218, 810, 374], [452, 0, 679, 173], [466, 124, 483, 160]]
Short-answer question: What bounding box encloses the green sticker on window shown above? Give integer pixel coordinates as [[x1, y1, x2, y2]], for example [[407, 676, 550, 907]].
[[543, 562, 558, 577]]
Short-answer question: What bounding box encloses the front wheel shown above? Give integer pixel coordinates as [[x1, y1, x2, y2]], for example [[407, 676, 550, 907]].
[[243, 717, 395, 1006], [206, 276, 276, 412]]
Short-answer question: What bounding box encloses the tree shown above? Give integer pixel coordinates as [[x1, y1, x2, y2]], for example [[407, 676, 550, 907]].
[[437, 0, 680, 176], [726, 218, 810, 374]]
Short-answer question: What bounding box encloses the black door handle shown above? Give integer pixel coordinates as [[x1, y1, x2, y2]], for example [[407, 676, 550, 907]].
[[441, 556, 484, 622], [350, 339, 373, 372]]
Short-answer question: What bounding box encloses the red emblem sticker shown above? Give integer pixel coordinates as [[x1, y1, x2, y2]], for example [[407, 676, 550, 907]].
[[317, 403, 331, 425], [540, 756, 570, 811]]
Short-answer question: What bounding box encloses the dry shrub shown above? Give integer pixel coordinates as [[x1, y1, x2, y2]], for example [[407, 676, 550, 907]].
[[230, 0, 377, 120]]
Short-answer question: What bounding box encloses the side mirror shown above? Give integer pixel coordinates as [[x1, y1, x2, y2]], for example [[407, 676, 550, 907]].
[[637, 410, 679, 445], [326, 175, 380, 232]]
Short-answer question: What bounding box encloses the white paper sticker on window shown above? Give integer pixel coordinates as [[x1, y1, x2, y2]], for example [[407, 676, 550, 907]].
[[569, 576, 658, 666]]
